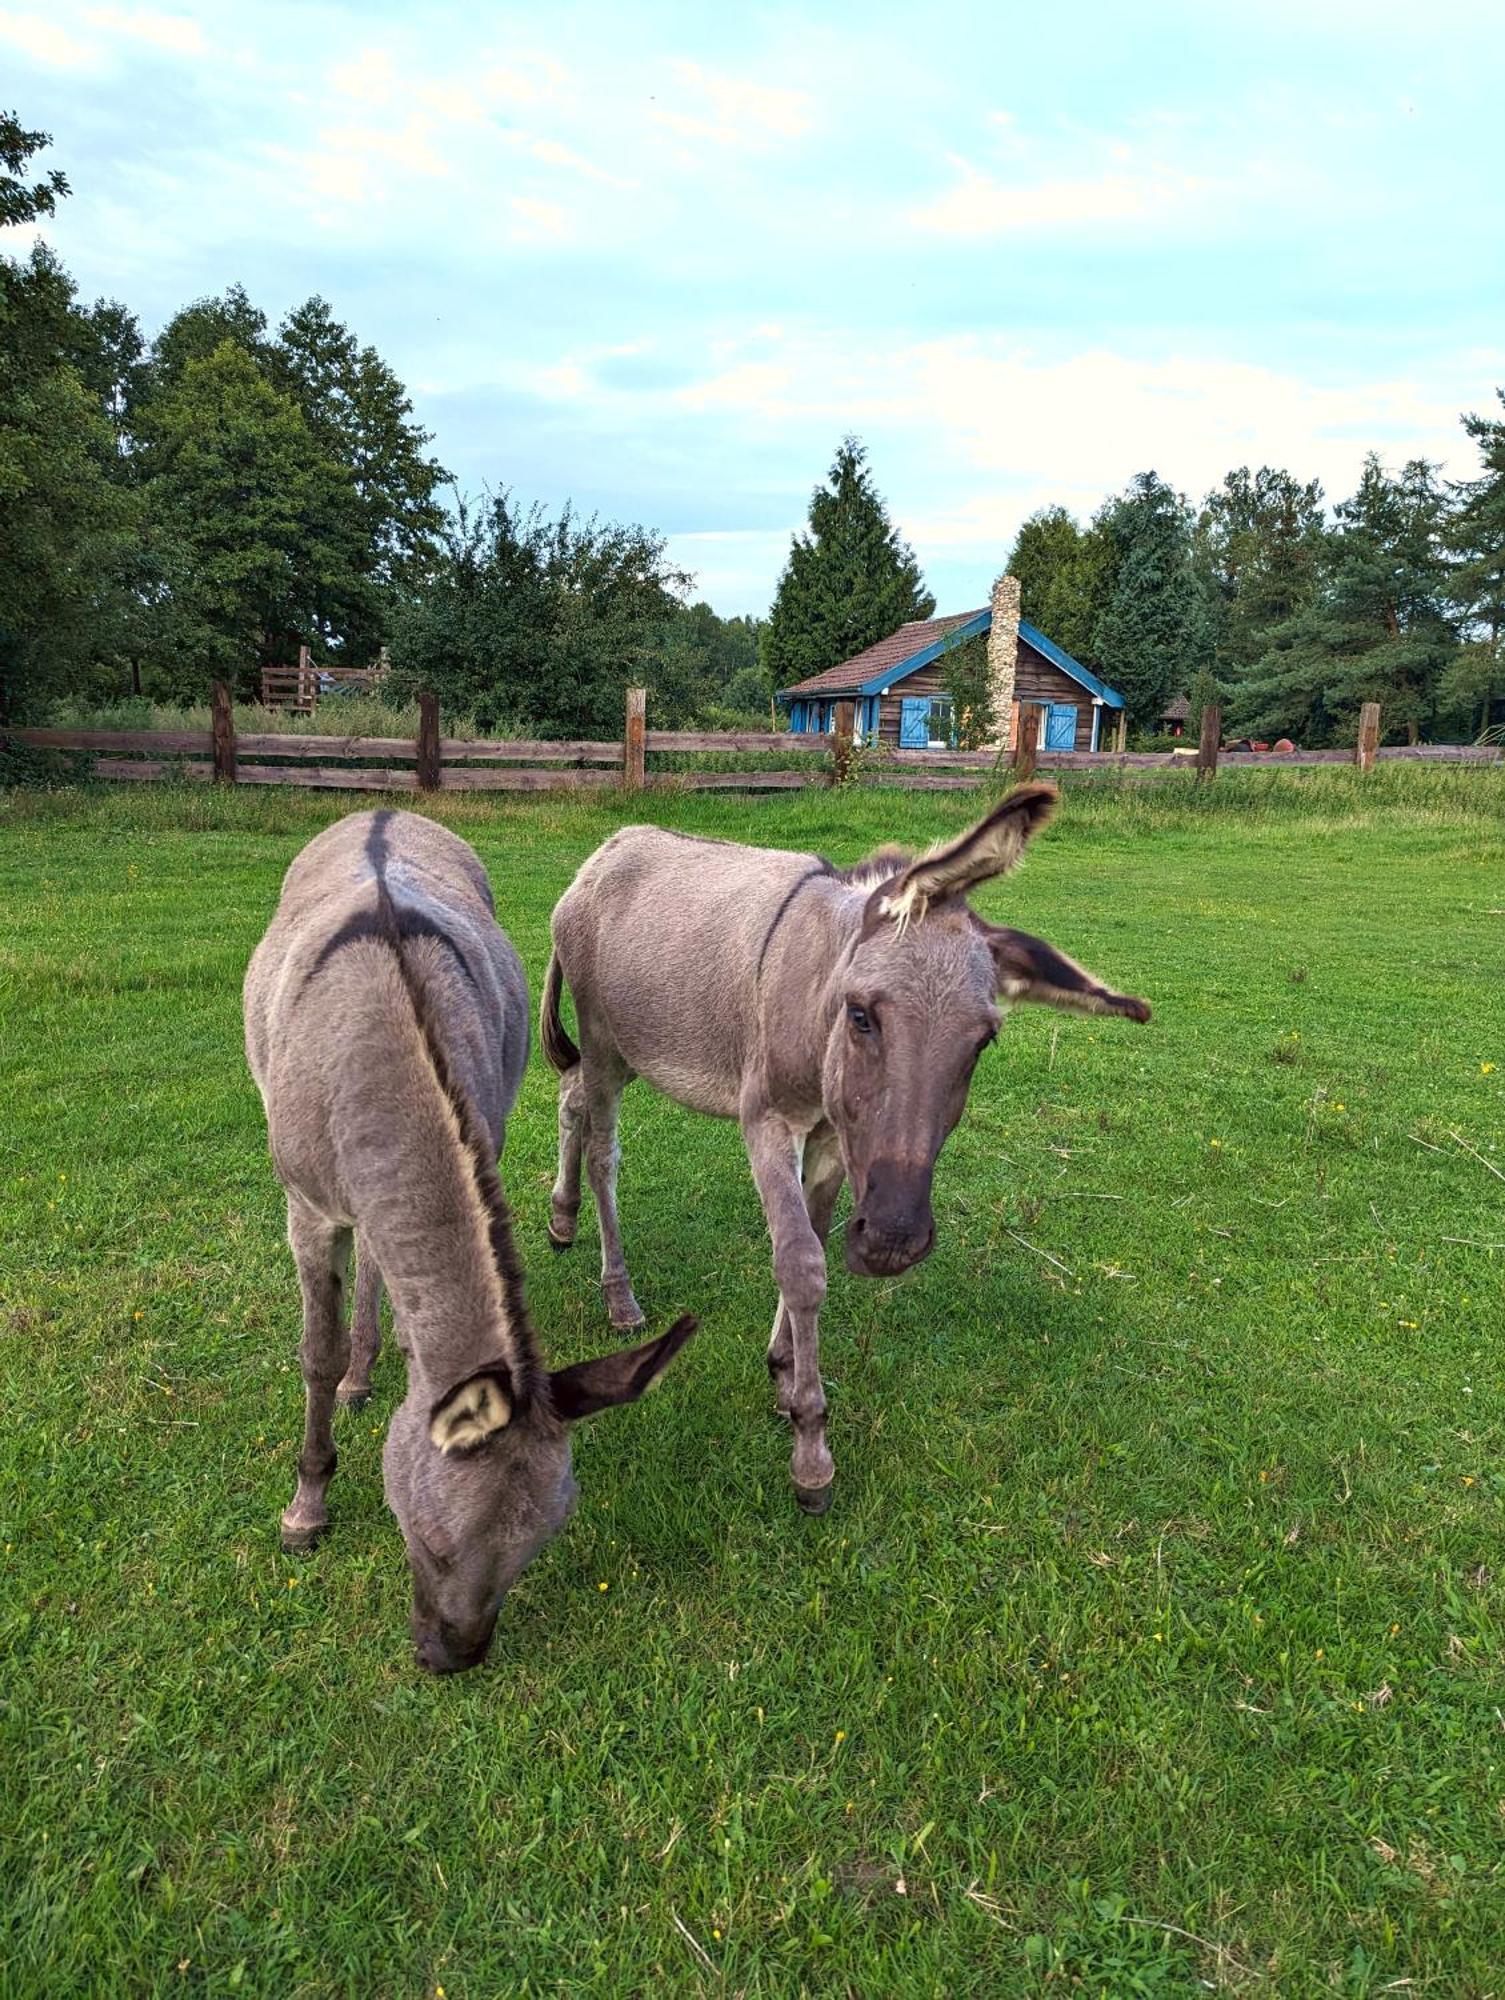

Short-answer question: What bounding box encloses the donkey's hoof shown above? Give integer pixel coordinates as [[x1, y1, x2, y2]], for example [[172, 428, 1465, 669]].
[[793, 1479, 835, 1516], [608, 1303, 646, 1331], [335, 1386, 369, 1411], [547, 1229, 575, 1254], [280, 1520, 327, 1554]]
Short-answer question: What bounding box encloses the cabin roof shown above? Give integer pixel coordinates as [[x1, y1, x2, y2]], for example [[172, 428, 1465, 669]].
[[778, 609, 1125, 708]]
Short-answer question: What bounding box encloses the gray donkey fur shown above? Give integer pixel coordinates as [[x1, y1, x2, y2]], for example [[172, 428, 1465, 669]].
[[541, 783, 1147, 1512], [245, 809, 695, 1673]]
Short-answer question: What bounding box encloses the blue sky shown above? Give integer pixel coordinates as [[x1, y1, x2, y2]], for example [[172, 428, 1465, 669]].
[[5, 0, 1502, 614]]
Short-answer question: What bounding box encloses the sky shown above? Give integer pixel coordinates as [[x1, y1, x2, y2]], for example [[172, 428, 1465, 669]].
[[5, 0, 1503, 615]]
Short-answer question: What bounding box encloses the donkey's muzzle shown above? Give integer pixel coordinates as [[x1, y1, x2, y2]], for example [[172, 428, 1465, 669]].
[[413, 1616, 497, 1676], [845, 1161, 936, 1277]]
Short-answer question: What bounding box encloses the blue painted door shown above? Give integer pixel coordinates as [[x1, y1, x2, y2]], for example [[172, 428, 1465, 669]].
[[899, 697, 929, 748], [1045, 702, 1078, 750]]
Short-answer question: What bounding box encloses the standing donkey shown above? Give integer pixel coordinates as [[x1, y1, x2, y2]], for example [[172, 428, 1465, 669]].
[[245, 809, 695, 1673], [541, 783, 1147, 1514]]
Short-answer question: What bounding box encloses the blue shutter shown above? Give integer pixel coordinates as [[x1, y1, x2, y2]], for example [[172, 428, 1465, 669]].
[[789, 701, 804, 733], [899, 697, 929, 748], [1045, 703, 1078, 750]]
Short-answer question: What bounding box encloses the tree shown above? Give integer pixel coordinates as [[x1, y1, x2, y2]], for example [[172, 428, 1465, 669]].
[[1232, 454, 1457, 743], [136, 341, 347, 697], [146, 284, 271, 396], [0, 130, 137, 718], [1, 111, 67, 226], [1091, 472, 1211, 726], [1003, 504, 1121, 670], [760, 437, 933, 688], [387, 493, 689, 736], [271, 296, 449, 661], [1194, 466, 1327, 688], [1445, 390, 1505, 736]]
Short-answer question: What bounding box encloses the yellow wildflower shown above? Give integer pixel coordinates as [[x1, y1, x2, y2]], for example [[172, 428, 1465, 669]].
[[1482, 1062, 1496, 1075], [598, 1581, 609, 1592]]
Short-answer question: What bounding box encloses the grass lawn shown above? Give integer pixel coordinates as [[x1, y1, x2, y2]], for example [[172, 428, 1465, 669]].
[[2, 768, 1503, 1996]]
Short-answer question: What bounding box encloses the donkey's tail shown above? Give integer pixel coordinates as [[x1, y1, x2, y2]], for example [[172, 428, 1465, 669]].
[[540, 948, 581, 1073]]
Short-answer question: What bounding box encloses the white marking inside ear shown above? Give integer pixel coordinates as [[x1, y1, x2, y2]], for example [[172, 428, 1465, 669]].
[[431, 1374, 511, 1454], [878, 880, 929, 937]]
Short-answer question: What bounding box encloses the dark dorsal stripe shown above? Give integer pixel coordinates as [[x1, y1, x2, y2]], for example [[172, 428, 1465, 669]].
[[307, 904, 479, 992], [331, 810, 541, 1397], [755, 863, 833, 983]]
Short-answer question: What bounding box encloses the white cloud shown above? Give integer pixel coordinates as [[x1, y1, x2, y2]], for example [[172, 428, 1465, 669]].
[[652, 59, 814, 148], [910, 154, 1207, 236], [85, 6, 206, 55], [654, 330, 1490, 561], [0, 8, 95, 65], [509, 195, 571, 243]]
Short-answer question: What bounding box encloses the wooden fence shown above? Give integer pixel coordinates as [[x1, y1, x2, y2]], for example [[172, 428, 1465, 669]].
[[5, 688, 1500, 795]]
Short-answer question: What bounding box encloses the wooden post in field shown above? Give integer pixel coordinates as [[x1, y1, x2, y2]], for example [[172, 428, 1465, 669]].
[[1114, 711, 1128, 753], [1356, 701, 1381, 774], [210, 678, 237, 785], [1014, 702, 1040, 780], [416, 690, 442, 791], [624, 687, 647, 791], [832, 698, 856, 785], [1196, 703, 1221, 781]]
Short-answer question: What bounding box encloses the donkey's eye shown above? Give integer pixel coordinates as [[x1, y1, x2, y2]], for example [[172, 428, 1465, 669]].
[[847, 1003, 874, 1036]]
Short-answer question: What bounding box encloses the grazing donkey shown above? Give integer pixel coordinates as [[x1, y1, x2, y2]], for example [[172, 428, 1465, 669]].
[[541, 783, 1147, 1513], [245, 809, 696, 1673]]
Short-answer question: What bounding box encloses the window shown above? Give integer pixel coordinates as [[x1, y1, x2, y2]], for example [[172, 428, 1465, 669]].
[[924, 696, 955, 748]]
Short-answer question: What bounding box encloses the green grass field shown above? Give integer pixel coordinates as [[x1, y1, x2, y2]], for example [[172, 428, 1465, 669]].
[[2, 769, 1503, 1996]]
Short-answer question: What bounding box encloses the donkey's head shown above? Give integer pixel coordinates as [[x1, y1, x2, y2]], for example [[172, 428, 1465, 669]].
[[383, 1314, 697, 1673], [824, 783, 1149, 1278]]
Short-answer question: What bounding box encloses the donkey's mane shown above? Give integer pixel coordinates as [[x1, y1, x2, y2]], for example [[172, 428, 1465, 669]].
[[830, 844, 913, 893], [363, 815, 542, 1398]]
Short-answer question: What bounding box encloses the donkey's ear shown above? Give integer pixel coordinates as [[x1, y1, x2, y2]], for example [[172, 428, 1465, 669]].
[[429, 1367, 513, 1455], [548, 1314, 698, 1423], [873, 784, 1057, 931], [977, 920, 1151, 1023]]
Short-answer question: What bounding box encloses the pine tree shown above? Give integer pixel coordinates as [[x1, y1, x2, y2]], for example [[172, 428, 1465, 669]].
[[1443, 390, 1505, 737], [760, 437, 933, 686], [1091, 473, 1211, 725], [1232, 455, 1457, 743]]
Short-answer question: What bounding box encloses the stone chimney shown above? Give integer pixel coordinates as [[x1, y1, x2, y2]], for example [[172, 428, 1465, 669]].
[[987, 572, 1021, 747]]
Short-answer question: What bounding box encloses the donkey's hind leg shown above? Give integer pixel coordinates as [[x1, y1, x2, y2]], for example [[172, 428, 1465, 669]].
[[281, 1196, 353, 1553], [336, 1234, 381, 1410], [548, 1062, 587, 1251], [580, 1050, 644, 1330]]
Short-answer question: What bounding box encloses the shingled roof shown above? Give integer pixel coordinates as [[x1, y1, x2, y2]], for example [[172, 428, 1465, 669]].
[[778, 611, 987, 699]]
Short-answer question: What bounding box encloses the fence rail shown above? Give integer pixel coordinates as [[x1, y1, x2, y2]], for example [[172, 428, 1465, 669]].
[[6, 686, 1500, 796]]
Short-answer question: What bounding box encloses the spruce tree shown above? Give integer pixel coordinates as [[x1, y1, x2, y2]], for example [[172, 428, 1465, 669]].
[[761, 437, 933, 686], [1195, 466, 1327, 694], [1091, 472, 1211, 725]]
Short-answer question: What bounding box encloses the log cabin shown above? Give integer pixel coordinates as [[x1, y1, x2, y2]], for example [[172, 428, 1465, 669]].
[[778, 574, 1127, 754]]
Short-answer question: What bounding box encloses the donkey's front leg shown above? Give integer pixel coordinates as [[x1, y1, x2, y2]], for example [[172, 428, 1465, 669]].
[[743, 1111, 834, 1513], [336, 1234, 381, 1410], [767, 1123, 845, 1421], [281, 1196, 353, 1553]]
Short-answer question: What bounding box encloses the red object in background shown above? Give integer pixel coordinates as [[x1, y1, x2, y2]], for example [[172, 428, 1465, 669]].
[[1274, 737, 1296, 753]]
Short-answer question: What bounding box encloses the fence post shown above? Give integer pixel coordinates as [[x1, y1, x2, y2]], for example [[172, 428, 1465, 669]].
[[1013, 702, 1040, 780], [210, 678, 237, 784], [1114, 711, 1128, 753], [1355, 701, 1380, 774], [1196, 702, 1221, 781], [416, 690, 442, 791], [832, 698, 856, 786], [624, 687, 647, 790]]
